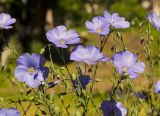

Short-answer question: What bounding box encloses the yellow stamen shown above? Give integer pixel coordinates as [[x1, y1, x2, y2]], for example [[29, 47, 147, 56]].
[[97, 29, 102, 33], [122, 67, 128, 72], [60, 39, 66, 45], [28, 67, 35, 75]]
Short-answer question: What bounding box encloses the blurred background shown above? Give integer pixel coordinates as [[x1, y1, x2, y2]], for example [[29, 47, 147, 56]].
[[0, 0, 160, 100], [0, 0, 156, 53]]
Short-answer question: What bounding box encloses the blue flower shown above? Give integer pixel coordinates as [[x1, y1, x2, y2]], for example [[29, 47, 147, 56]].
[[85, 16, 110, 35], [48, 80, 61, 88], [14, 53, 49, 88], [111, 51, 145, 79], [72, 76, 91, 91], [0, 108, 20, 116], [0, 13, 16, 29], [101, 100, 127, 116], [46, 25, 80, 48], [155, 80, 160, 94], [103, 10, 130, 29], [147, 12, 160, 30], [70, 45, 108, 65], [134, 92, 148, 99]]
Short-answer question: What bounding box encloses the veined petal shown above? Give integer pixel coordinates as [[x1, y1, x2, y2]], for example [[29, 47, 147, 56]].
[[36, 67, 49, 81], [103, 10, 112, 23], [0, 108, 7, 116], [46, 25, 80, 48], [14, 65, 28, 82], [7, 108, 20, 116], [128, 62, 145, 73], [70, 45, 107, 65], [16, 53, 31, 67], [0, 108, 20, 116], [65, 37, 80, 44], [6, 18, 16, 25], [24, 73, 41, 88], [31, 53, 46, 68], [0, 13, 16, 29], [85, 16, 109, 35]]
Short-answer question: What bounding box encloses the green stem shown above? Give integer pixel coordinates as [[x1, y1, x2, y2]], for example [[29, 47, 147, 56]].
[[90, 32, 111, 92], [110, 77, 122, 99], [158, 32, 160, 76]]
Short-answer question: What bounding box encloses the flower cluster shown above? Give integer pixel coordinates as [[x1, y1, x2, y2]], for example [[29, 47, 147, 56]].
[[0, 10, 151, 116], [86, 10, 130, 35]]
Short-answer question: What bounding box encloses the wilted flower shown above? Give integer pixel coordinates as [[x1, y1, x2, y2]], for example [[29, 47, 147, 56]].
[[111, 51, 145, 79], [103, 10, 130, 29], [14, 53, 49, 88], [72, 76, 91, 91], [48, 80, 61, 88], [46, 25, 80, 48], [0, 13, 16, 29], [0, 108, 20, 116], [85, 16, 110, 35], [70, 45, 107, 65], [101, 100, 127, 116], [155, 80, 160, 94], [134, 92, 148, 99], [147, 12, 160, 30]]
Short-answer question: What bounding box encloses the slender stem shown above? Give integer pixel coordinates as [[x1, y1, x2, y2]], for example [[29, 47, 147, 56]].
[[113, 35, 117, 53], [158, 32, 160, 76], [117, 32, 126, 51], [84, 63, 87, 75], [146, 24, 154, 88], [42, 86, 54, 116], [59, 96, 70, 116], [54, 46, 79, 96], [90, 33, 111, 92], [110, 77, 122, 99]]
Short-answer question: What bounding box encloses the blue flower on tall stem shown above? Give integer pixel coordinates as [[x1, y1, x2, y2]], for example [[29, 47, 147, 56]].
[[85, 16, 110, 35], [101, 100, 127, 116], [0, 13, 16, 29], [147, 12, 160, 30], [0, 108, 20, 116], [70, 45, 107, 65], [72, 76, 91, 91], [46, 25, 80, 48], [14, 53, 49, 88], [155, 80, 160, 94], [103, 10, 130, 29], [111, 51, 145, 79]]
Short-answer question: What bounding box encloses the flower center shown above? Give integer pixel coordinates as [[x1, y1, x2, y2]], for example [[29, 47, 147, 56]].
[[60, 39, 66, 45], [28, 67, 35, 75], [97, 28, 102, 33], [122, 66, 128, 72]]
